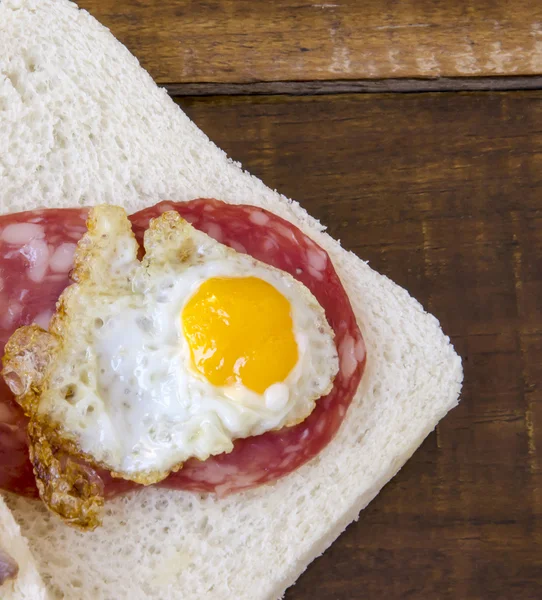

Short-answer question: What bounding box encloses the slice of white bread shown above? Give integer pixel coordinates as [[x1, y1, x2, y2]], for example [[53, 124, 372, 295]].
[[0, 496, 48, 599], [0, 0, 463, 598]]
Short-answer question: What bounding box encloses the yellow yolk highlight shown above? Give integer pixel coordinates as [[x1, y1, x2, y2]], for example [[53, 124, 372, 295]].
[[182, 277, 298, 394]]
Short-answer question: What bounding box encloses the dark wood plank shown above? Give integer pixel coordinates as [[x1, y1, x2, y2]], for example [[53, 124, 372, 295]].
[[166, 76, 542, 97], [80, 0, 542, 84], [174, 91, 542, 599]]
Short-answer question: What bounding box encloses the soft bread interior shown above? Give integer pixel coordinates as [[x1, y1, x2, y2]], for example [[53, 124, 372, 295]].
[[0, 496, 48, 600], [0, 1, 463, 599]]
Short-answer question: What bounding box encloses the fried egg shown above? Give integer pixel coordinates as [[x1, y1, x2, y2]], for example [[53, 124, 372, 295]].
[[4, 206, 338, 485]]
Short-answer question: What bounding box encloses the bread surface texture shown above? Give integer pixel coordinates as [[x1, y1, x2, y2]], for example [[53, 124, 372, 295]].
[[0, 0, 463, 599], [0, 496, 48, 599]]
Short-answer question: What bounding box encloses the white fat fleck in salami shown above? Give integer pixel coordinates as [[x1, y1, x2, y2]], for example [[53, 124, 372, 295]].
[[47, 273, 72, 282], [68, 229, 88, 241], [313, 417, 328, 437], [49, 243, 77, 273], [273, 222, 298, 243], [308, 266, 325, 281], [182, 460, 239, 485], [33, 310, 53, 330], [1, 222, 45, 245], [261, 233, 280, 253], [215, 475, 258, 498], [307, 248, 328, 273], [227, 240, 247, 254], [339, 335, 358, 379], [355, 337, 366, 362], [2, 303, 23, 330], [203, 222, 223, 243], [157, 202, 175, 214], [22, 238, 50, 283], [249, 210, 270, 226]]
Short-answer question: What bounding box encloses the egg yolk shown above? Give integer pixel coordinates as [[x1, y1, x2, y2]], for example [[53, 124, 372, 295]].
[[182, 277, 298, 394]]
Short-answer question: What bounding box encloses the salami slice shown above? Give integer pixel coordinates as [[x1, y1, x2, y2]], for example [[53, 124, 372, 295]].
[[0, 209, 88, 497], [0, 200, 366, 498]]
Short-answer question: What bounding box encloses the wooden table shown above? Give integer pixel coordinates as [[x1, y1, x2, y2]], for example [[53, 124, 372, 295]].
[[80, 2, 542, 598]]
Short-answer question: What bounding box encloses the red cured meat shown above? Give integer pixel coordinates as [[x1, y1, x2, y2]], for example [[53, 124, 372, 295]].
[[0, 200, 366, 498], [0, 209, 88, 497]]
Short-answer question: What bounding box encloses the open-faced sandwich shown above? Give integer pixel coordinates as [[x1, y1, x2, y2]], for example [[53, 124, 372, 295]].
[[0, 1, 463, 598]]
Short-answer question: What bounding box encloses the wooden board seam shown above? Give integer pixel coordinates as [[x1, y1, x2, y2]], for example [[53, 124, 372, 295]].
[[165, 76, 542, 97]]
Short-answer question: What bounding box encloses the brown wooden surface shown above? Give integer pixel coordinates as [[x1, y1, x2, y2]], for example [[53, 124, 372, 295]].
[[79, 0, 542, 84], [166, 76, 542, 97], [175, 91, 542, 599]]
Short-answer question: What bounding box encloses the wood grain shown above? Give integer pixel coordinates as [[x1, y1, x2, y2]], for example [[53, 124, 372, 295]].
[[79, 0, 542, 84], [175, 91, 542, 599], [166, 76, 542, 96]]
